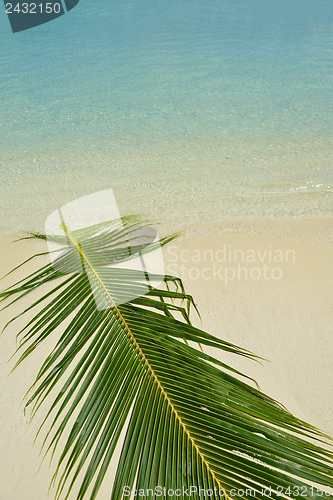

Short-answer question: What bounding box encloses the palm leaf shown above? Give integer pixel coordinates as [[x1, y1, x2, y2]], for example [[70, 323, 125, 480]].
[[1, 217, 332, 500]]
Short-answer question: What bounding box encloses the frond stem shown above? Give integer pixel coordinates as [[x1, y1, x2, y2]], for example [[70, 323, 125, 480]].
[[60, 221, 229, 499]]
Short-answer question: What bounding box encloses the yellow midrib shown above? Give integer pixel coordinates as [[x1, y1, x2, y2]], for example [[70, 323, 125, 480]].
[[61, 222, 229, 498]]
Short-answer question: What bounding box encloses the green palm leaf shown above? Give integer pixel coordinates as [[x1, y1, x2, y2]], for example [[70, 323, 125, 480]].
[[1, 217, 332, 500]]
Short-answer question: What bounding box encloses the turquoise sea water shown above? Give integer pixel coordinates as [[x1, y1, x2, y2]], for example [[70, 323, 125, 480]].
[[0, 0, 333, 233]]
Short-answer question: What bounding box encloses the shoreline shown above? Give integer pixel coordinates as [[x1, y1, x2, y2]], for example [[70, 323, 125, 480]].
[[3, 215, 333, 247]]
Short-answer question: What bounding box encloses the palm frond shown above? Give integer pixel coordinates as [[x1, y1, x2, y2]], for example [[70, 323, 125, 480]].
[[1, 218, 332, 500]]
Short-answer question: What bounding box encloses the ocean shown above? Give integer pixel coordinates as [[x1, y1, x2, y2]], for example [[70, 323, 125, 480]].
[[0, 0, 333, 233]]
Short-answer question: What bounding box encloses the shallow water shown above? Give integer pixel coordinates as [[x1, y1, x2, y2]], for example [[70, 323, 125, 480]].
[[0, 0, 333, 233]]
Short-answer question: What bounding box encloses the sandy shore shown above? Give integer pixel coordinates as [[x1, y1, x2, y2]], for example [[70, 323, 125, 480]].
[[1, 219, 333, 500]]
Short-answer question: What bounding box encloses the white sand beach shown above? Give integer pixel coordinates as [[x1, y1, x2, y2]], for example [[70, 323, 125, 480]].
[[0, 219, 333, 500]]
